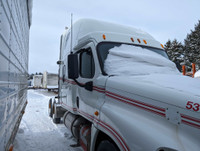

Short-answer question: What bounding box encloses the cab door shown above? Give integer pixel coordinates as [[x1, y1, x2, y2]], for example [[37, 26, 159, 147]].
[[76, 42, 98, 120]]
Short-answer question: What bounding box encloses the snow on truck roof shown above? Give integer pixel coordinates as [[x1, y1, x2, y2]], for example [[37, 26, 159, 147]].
[[62, 19, 163, 49]]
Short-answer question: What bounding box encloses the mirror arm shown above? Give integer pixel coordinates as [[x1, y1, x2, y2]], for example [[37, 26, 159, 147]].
[[73, 79, 93, 91], [73, 78, 85, 87]]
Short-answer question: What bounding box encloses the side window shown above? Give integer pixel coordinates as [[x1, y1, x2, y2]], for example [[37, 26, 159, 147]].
[[80, 49, 95, 78]]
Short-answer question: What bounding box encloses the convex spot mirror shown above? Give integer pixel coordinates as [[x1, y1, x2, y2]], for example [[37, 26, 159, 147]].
[[68, 54, 79, 79]]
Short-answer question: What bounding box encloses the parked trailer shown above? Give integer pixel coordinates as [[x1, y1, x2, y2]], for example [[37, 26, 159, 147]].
[[33, 75, 42, 88], [50, 19, 200, 151], [0, 0, 32, 150], [42, 71, 58, 91]]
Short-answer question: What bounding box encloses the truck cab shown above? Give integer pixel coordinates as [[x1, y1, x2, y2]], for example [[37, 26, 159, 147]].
[[49, 19, 200, 151]]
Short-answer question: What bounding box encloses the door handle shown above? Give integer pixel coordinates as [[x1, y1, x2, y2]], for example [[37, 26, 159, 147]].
[[76, 97, 79, 108]]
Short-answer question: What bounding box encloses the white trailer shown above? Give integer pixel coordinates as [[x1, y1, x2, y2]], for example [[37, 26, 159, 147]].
[[0, 0, 32, 150], [42, 71, 58, 91], [33, 75, 43, 88], [50, 19, 200, 151]]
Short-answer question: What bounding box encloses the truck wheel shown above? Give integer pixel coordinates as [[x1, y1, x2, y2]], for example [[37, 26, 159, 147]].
[[53, 114, 61, 124], [63, 111, 69, 127], [52, 101, 60, 124], [48, 98, 53, 118], [97, 140, 119, 151]]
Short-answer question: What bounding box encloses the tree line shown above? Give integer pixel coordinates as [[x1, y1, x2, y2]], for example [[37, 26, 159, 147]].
[[164, 20, 200, 71]]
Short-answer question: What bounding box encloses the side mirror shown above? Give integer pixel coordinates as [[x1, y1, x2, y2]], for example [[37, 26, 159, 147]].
[[68, 54, 79, 79], [85, 81, 93, 91]]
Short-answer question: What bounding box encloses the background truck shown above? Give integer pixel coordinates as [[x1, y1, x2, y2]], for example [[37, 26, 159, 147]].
[[49, 19, 200, 151], [0, 0, 32, 150]]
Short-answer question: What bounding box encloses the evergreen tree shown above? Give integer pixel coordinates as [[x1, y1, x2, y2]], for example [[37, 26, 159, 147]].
[[164, 39, 184, 64], [184, 20, 200, 69], [164, 20, 200, 71], [164, 39, 173, 59]]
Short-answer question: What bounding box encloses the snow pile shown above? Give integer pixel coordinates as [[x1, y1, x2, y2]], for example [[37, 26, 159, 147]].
[[194, 70, 200, 78], [14, 90, 81, 151], [104, 44, 180, 76]]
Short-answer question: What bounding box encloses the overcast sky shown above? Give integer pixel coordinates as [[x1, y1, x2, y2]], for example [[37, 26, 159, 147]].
[[29, 0, 200, 74]]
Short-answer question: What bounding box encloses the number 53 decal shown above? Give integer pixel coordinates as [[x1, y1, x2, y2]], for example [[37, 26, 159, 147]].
[[186, 101, 200, 112]]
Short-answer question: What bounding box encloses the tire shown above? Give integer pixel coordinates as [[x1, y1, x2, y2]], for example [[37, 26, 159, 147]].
[[97, 140, 119, 151], [53, 113, 61, 124], [48, 98, 53, 118], [63, 111, 69, 127], [52, 101, 60, 124]]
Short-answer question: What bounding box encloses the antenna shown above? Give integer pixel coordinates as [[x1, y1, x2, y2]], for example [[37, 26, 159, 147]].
[[70, 13, 73, 54]]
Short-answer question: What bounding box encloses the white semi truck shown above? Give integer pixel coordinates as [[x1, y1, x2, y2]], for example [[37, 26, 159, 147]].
[[49, 19, 200, 151]]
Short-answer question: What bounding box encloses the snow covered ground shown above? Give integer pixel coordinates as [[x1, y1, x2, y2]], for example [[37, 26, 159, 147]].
[[13, 90, 82, 151]]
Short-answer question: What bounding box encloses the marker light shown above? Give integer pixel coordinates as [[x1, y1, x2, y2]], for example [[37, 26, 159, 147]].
[[143, 40, 147, 44], [192, 63, 196, 77], [9, 145, 14, 151], [182, 65, 186, 75], [161, 44, 164, 48], [130, 37, 134, 42], [137, 39, 141, 43], [103, 34, 106, 40], [94, 111, 99, 116]]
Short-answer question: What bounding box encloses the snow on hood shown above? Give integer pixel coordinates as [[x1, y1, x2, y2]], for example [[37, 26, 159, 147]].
[[104, 44, 180, 76]]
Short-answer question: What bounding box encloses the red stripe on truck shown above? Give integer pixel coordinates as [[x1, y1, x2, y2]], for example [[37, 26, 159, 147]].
[[181, 114, 200, 129], [181, 119, 200, 129], [93, 86, 165, 117], [106, 90, 165, 112], [106, 93, 165, 117], [181, 114, 200, 123]]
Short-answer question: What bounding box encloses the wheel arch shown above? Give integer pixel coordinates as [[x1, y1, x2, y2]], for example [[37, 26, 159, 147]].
[[93, 129, 119, 151]]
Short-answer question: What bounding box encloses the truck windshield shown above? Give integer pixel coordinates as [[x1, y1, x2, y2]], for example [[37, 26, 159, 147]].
[[97, 42, 171, 75]]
